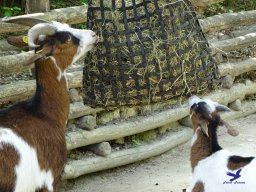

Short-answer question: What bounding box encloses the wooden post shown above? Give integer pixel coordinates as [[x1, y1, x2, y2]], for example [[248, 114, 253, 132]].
[[26, 0, 50, 13], [25, 0, 50, 78]]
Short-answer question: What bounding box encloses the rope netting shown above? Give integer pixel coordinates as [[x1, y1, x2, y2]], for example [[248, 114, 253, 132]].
[[83, 0, 219, 107]]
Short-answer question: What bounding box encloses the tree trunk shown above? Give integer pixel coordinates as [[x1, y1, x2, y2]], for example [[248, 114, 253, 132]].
[[26, 0, 50, 13]]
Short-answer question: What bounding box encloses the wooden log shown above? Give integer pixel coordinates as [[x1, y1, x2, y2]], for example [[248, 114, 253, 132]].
[[0, 40, 20, 51], [87, 142, 112, 157], [26, 0, 50, 13], [65, 106, 189, 150], [0, 51, 83, 77], [200, 10, 256, 33], [63, 126, 192, 179], [231, 25, 256, 38], [0, 51, 34, 75], [0, 80, 35, 105], [205, 80, 256, 105], [180, 100, 256, 128], [210, 33, 256, 54], [0, 5, 88, 34], [0, 71, 82, 104], [218, 58, 256, 77], [66, 81, 256, 150]]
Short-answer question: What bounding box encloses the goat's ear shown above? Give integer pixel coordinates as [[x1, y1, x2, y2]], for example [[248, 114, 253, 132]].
[[23, 45, 52, 66], [199, 112, 215, 137], [7, 35, 28, 49], [23, 53, 46, 66], [200, 120, 209, 137], [215, 103, 231, 112], [220, 119, 239, 137]]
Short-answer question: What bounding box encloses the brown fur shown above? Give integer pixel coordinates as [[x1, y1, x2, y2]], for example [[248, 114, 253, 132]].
[[190, 130, 211, 171], [192, 182, 204, 192], [227, 155, 254, 170], [190, 109, 211, 170], [0, 35, 79, 191], [227, 160, 250, 170], [0, 144, 19, 191], [190, 110, 221, 171], [7, 36, 28, 48]]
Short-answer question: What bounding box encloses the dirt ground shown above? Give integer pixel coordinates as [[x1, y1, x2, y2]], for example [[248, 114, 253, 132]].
[[62, 114, 256, 192]]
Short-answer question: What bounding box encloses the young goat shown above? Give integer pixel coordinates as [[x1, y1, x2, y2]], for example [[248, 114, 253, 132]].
[[0, 18, 98, 192], [188, 96, 256, 192]]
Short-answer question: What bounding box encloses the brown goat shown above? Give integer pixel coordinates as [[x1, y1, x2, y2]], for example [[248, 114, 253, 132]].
[[0, 18, 98, 192]]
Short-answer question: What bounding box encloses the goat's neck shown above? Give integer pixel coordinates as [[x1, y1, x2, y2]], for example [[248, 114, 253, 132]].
[[34, 56, 69, 129], [190, 123, 221, 171]]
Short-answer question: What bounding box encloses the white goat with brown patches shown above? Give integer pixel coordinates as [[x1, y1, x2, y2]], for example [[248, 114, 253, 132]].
[[188, 96, 256, 192], [0, 18, 98, 192]]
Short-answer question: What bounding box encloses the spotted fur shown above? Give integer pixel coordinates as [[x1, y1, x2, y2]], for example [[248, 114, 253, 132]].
[[189, 96, 256, 192]]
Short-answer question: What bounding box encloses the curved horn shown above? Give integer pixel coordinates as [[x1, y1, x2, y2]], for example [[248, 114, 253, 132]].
[[28, 23, 57, 48], [3, 17, 50, 27]]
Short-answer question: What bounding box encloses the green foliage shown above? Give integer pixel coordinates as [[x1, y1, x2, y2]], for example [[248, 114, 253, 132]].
[[0, 0, 25, 17], [78, 23, 87, 29], [204, 0, 256, 17], [50, 0, 88, 9], [80, 0, 89, 5], [1, 6, 22, 17], [131, 136, 141, 147]]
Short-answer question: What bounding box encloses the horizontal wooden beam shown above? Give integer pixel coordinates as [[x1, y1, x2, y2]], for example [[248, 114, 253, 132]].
[[0, 40, 20, 51], [0, 71, 82, 105], [65, 106, 188, 150], [63, 126, 192, 179], [200, 10, 256, 33], [0, 5, 88, 34], [205, 80, 256, 105], [218, 58, 256, 77], [0, 51, 34, 75], [210, 32, 256, 53]]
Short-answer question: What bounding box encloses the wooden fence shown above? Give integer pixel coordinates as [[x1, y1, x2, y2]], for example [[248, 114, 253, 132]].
[[1, 2, 256, 180]]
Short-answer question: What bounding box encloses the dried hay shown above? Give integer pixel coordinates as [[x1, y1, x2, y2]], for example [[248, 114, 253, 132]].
[[83, 0, 219, 107]]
